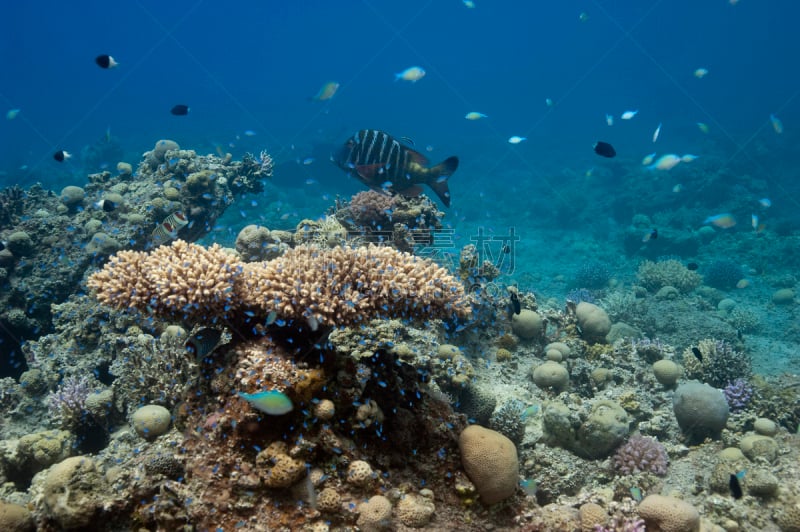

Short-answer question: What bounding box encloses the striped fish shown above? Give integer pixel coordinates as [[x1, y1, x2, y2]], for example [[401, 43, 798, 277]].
[[333, 129, 459, 207], [152, 211, 188, 243]]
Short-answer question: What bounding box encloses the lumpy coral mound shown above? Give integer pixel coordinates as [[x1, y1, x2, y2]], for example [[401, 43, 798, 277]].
[[237, 244, 470, 327], [88, 240, 469, 327]]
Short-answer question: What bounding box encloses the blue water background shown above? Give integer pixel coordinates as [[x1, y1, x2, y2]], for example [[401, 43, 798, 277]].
[[1, 0, 798, 235]]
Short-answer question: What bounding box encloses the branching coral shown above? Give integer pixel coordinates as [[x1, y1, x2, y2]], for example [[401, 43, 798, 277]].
[[87, 240, 241, 323], [636, 259, 701, 293], [612, 435, 668, 476], [682, 338, 751, 388], [237, 244, 470, 327], [88, 240, 470, 328]]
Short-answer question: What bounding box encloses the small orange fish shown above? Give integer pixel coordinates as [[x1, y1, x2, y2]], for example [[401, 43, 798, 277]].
[[704, 213, 736, 229]]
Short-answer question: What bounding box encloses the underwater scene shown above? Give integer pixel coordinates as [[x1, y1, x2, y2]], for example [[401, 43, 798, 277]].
[[1, 1, 799, 530]]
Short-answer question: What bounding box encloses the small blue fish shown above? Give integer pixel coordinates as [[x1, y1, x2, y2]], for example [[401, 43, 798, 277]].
[[520, 478, 538, 496], [238, 390, 293, 415]]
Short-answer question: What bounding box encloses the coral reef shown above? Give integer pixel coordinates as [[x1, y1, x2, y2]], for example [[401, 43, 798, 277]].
[[0, 141, 272, 379], [574, 260, 612, 289], [89, 240, 470, 329], [636, 259, 701, 293], [334, 191, 444, 252], [704, 259, 744, 290], [722, 378, 753, 412], [682, 338, 752, 388], [612, 435, 668, 476]]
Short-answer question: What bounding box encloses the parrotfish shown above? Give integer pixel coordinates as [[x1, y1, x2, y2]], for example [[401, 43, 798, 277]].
[[238, 390, 293, 415]]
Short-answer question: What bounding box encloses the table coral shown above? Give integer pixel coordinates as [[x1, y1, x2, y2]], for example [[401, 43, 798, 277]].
[[89, 241, 470, 329]]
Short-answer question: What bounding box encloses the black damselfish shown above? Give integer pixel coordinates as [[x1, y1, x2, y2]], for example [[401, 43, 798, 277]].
[[510, 292, 521, 315], [95, 55, 118, 69], [729, 474, 743, 499], [171, 105, 190, 116], [53, 150, 71, 162], [593, 141, 616, 158], [691, 347, 703, 362], [687, 262, 699, 271], [333, 129, 458, 207]]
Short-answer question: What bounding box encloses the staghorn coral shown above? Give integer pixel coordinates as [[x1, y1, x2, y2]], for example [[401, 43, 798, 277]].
[[238, 244, 470, 328], [612, 435, 668, 476], [0, 184, 26, 226]]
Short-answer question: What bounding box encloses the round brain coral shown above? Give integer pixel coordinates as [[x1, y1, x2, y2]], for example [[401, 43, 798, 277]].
[[638, 494, 700, 532], [458, 425, 519, 504], [612, 435, 669, 476], [357, 495, 393, 531]]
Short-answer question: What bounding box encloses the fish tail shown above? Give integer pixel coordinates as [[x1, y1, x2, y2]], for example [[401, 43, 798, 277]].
[[427, 156, 458, 207]]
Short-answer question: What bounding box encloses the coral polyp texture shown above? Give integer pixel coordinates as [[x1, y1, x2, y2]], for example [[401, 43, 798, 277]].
[[87, 240, 241, 323], [88, 240, 470, 328], [237, 244, 470, 327]]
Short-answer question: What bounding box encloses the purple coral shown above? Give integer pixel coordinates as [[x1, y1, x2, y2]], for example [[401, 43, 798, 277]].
[[612, 435, 668, 476], [48, 375, 93, 428], [722, 378, 753, 412]]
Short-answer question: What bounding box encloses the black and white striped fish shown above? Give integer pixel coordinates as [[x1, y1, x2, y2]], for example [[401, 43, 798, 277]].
[[333, 129, 459, 207]]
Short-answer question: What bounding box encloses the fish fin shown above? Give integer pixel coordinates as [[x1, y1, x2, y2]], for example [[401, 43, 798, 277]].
[[355, 163, 386, 180], [407, 149, 429, 166], [426, 156, 459, 207], [396, 185, 423, 197]]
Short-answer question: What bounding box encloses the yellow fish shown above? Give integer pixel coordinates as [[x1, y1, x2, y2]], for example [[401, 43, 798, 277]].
[[464, 112, 487, 120], [310, 81, 339, 101], [395, 66, 425, 82]]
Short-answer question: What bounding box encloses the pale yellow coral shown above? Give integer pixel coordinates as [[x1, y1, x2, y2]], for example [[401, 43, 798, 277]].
[[237, 244, 470, 327], [89, 241, 469, 328], [87, 240, 240, 323]]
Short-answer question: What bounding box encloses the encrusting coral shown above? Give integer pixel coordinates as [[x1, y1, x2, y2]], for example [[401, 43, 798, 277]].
[[88, 240, 470, 328]]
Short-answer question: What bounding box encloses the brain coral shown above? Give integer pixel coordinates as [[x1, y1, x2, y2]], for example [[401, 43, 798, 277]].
[[637, 494, 700, 532], [89, 241, 470, 328], [357, 495, 393, 531], [458, 425, 519, 504]]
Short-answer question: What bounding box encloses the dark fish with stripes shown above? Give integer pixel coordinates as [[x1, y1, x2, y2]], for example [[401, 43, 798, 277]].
[[333, 129, 459, 207]]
